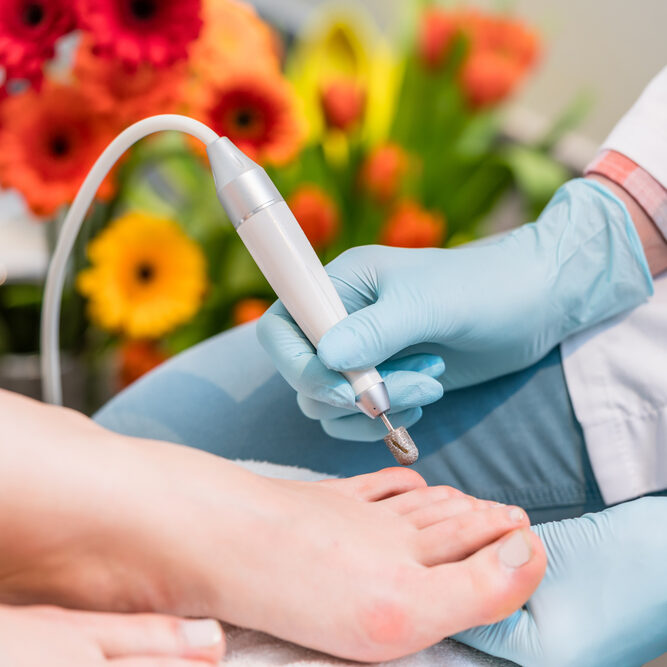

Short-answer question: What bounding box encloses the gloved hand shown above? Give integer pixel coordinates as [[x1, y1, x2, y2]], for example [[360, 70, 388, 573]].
[[456, 497, 667, 667], [258, 179, 652, 441]]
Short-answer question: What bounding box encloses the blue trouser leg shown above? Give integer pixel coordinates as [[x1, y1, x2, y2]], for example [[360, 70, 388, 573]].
[[94, 322, 606, 524]]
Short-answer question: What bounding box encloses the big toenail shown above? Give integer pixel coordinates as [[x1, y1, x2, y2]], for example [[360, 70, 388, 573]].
[[498, 530, 532, 568], [509, 507, 525, 522]]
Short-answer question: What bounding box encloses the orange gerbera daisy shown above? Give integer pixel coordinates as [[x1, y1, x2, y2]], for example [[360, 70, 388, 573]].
[[0, 82, 116, 216], [73, 36, 186, 125], [189, 0, 281, 80], [380, 200, 445, 248], [188, 68, 303, 166]]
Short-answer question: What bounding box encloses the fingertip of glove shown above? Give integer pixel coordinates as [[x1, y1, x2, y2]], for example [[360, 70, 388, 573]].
[[423, 356, 446, 378]]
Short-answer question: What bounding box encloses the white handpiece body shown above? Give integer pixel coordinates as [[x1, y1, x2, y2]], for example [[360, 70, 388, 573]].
[[237, 201, 383, 399]]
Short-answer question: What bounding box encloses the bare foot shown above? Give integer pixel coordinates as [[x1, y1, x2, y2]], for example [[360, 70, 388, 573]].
[[0, 604, 224, 666], [0, 390, 546, 662]]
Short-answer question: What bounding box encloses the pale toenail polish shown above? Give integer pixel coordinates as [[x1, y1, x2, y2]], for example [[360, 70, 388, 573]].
[[182, 619, 223, 648], [509, 507, 525, 522], [499, 530, 532, 568]]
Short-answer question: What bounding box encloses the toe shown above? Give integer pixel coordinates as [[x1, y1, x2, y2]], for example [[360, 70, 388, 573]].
[[318, 467, 426, 501], [418, 528, 546, 636], [379, 485, 464, 514], [416, 506, 529, 566], [406, 497, 496, 529]]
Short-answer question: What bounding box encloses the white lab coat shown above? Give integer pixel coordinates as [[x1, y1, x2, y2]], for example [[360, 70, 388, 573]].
[[561, 66, 667, 505]]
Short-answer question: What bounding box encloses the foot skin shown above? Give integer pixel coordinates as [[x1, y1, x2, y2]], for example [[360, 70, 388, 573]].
[[0, 604, 224, 667], [0, 390, 546, 663]]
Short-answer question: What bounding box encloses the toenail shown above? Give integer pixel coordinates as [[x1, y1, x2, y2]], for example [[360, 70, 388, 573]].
[[181, 619, 223, 648], [498, 530, 532, 568], [508, 507, 525, 522]]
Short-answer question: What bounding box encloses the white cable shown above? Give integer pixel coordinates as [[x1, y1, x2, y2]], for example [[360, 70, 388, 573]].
[[41, 115, 219, 405]]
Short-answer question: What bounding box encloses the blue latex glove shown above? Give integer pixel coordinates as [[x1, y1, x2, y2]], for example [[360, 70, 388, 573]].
[[456, 497, 667, 667], [258, 179, 652, 441]]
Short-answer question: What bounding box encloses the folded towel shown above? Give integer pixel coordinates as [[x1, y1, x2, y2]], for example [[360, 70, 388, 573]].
[[228, 459, 512, 666], [220, 622, 512, 666]]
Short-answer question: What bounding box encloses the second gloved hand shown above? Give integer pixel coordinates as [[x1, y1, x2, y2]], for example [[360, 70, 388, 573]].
[[258, 179, 652, 441], [456, 497, 667, 667]]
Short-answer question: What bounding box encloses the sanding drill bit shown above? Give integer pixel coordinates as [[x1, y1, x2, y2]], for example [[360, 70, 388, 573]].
[[380, 413, 419, 465]]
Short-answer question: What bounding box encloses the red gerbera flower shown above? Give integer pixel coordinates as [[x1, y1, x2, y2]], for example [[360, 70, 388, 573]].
[[0, 0, 75, 83], [0, 82, 117, 216], [188, 69, 303, 166], [76, 0, 202, 69]]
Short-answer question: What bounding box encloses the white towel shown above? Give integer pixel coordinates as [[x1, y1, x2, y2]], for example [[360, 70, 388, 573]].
[[220, 622, 511, 666]]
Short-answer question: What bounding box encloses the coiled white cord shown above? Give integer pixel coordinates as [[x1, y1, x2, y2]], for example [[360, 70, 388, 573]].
[[40, 115, 219, 405]]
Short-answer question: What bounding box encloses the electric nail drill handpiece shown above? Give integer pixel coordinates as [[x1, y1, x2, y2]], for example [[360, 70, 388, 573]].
[[207, 137, 418, 465]]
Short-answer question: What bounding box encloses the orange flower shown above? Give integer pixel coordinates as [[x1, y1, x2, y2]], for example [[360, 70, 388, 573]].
[[232, 298, 271, 325], [187, 68, 303, 166], [320, 78, 366, 132], [418, 7, 460, 69], [73, 36, 186, 125], [474, 15, 540, 69], [118, 339, 168, 388], [360, 143, 409, 203], [288, 184, 340, 249], [461, 11, 540, 108], [380, 200, 445, 248], [461, 50, 523, 109], [416, 6, 540, 108], [0, 82, 116, 216], [189, 0, 281, 80]]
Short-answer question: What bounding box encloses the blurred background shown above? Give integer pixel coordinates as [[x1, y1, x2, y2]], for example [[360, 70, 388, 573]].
[[0, 0, 665, 421]]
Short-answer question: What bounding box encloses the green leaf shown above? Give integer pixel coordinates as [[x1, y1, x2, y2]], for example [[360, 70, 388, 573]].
[[500, 145, 569, 207], [1, 284, 43, 308]]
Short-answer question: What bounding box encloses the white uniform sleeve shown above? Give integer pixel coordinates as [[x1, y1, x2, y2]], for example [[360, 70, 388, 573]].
[[561, 66, 667, 505], [601, 65, 667, 188]]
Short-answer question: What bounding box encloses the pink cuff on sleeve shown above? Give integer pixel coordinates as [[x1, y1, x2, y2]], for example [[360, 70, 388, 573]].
[[586, 150, 667, 243]]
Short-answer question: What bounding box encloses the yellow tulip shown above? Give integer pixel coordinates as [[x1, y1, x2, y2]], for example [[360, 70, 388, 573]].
[[287, 3, 401, 151]]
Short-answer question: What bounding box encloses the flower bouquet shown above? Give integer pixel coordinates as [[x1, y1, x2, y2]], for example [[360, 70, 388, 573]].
[[0, 0, 585, 407]]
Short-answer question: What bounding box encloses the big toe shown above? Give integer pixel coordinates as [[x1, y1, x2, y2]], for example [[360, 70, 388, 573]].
[[420, 528, 546, 639]]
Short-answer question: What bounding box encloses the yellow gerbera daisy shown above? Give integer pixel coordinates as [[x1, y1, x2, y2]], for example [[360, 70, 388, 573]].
[[77, 212, 207, 339]]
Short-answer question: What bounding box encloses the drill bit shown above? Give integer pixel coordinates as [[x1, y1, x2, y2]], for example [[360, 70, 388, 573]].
[[380, 413, 419, 465]]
